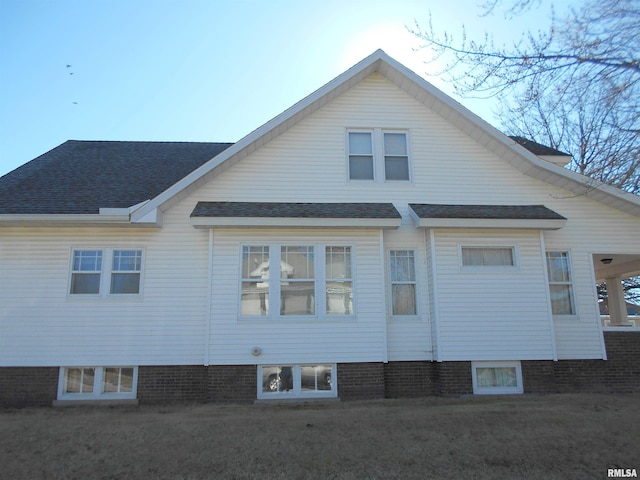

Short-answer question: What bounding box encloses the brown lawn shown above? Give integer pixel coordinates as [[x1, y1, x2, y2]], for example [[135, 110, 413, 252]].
[[1, 393, 638, 479]]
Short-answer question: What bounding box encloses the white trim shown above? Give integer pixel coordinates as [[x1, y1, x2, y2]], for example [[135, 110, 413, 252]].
[[588, 250, 609, 360], [204, 229, 214, 366], [471, 361, 523, 395], [191, 217, 401, 229], [539, 233, 559, 361], [412, 217, 566, 230], [428, 229, 442, 362], [379, 231, 389, 362]]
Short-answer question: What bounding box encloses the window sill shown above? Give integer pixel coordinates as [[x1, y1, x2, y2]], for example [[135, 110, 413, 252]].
[[238, 315, 357, 324], [53, 398, 139, 407]]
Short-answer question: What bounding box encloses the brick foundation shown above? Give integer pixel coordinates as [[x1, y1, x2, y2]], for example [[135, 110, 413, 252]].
[[337, 362, 385, 400], [0, 367, 58, 407], [2, 332, 639, 406]]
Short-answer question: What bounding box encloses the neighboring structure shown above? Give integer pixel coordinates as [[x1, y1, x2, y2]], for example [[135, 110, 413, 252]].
[[1, 50, 639, 406]]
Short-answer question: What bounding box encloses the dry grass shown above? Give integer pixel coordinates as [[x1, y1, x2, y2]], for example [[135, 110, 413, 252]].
[[1, 393, 638, 479]]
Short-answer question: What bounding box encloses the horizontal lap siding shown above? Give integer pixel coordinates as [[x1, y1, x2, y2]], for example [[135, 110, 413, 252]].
[[384, 227, 432, 361], [433, 230, 555, 361], [208, 229, 386, 365], [0, 224, 209, 366]]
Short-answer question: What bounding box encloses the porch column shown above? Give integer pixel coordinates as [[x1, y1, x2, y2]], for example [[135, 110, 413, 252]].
[[606, 276, 629, 326]]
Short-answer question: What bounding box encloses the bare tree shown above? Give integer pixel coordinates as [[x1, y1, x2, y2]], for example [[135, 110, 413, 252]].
[[411, 0, 640, 193]]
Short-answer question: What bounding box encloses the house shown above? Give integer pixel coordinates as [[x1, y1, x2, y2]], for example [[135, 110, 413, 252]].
[[1, 50, 639, 406]]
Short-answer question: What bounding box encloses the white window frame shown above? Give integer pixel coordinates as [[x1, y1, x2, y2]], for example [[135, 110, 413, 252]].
[[389, 249, 418, 318], [239, 244, 355, 320], [257, 364, 337, 400], [346, 129, 411, 183], [68, 248, 144, 299], [471, 361, 523, 395], [459, 245, 519, 271], [545, 250, 576, 316], [57, 366, 138, 401]]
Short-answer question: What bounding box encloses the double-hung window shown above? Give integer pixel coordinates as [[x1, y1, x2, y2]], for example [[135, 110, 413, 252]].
[[240, 245, 353, 318], [389, 250, 417, 316], [70, 248, 143, 297], [546, 251, 575, 315], [347, 129, 410, 182]]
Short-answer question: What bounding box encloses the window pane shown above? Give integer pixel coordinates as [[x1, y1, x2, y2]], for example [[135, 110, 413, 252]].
[[326, 281, 352, 315], [550, 284, 574, 315], [390, 251, 415, 282], [110, 273, 140, 294], [384, 157, 409, 180], [65, 367, 95, 394], [301, 365, 332, 392], [103, 368, 120, 393], [392, 284, 416, 315], [112, 250, 142, 271], [241, 281, 269, 315], [281, 281, 315, 315], [243, 246, 269, 279], [326, 247, 351, 279], [73, 250, 102, 271], [384, 133, 407, 155], [348, 132, 372, 154], [462, 247, 514, 266], [70, 273, 101, 294], [476, 367, 517, 388], [546, 252, 570, 282], [262, 366, 293, 393], [349, 156, 374, 180], [119, 368, 134, 393], [281, 246, 314, 279]]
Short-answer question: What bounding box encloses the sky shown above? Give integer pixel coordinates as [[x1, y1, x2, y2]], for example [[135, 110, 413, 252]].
[[0, 0, 564, 177]]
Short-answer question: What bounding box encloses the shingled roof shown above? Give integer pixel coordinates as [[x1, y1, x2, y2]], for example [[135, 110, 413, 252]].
[[0, 140, 232, 214], [509, 136, 571, 157], [191, 202, 401, 219], [409, 204, 566, 220]]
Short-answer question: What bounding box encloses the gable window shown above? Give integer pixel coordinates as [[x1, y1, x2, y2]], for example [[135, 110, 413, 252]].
[[389, 250, 417, 316], [348, 132, 374, 180], [383, 133, 409, 180], [69, 248, 143, 297], [58, 367, 138, 401], [472, 361, 523, 394], [546, 251, 575, 315], [347, 129, 411, 182], [240, 244, 354, 319], [461, 246, 516, 267], [70, 250, 103, 294]]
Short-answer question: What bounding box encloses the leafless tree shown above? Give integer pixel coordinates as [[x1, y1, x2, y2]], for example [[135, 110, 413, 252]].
[[411, 0, 640, 193]]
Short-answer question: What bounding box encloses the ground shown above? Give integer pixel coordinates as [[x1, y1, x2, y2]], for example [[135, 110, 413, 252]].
[[1, 393, 638, 479]]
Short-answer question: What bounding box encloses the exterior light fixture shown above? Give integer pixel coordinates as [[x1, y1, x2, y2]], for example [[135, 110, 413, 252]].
[[601, 258, 613, 264]]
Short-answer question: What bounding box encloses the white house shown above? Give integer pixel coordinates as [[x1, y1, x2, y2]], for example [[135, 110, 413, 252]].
[[1, 50, 639, 406]]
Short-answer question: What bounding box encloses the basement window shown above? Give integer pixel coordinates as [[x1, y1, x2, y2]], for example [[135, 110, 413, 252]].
[[257, 364, 337, 399], [57, 367, 138, 401], [471, 361, 523, 395]]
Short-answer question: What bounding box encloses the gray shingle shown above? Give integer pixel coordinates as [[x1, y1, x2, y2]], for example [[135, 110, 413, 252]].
[[509, 136, 571, 157], [191, 202, 401, 219], [409, 204, 566, 220], [0, 140, 232, 214]]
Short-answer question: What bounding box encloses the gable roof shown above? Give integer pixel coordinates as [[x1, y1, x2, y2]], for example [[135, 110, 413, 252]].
[[0, 140, 232, 215], [1, 50, 639, 225], [508, 136, 570, 157], [126, 49, 639, 224]]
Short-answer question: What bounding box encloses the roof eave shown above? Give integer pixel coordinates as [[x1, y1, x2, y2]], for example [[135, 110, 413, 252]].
[[412, 217, 567, 230], [190, 216, 401, 229], [0, 213, 138, 227]]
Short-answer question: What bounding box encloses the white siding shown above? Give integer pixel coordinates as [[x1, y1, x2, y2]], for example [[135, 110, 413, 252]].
[[3, 72, 639, 368], [432, 230, 555, 361], [0, 225, 209, 366], [207, 228, 387, 365]]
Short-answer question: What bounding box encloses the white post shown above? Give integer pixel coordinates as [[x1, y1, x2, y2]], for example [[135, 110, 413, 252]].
[[606, 277, 629, 326]]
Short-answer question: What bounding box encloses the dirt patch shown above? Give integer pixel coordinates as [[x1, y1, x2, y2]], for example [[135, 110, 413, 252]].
[[1, 393, 638, 479]]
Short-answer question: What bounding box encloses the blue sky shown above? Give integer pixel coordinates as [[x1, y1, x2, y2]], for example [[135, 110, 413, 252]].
[[0, 0, 562, 177]]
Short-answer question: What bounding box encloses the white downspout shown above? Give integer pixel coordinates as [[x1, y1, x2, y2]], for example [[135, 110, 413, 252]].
[[539, 232, 559, 361], [428, 229, 442, 362]]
